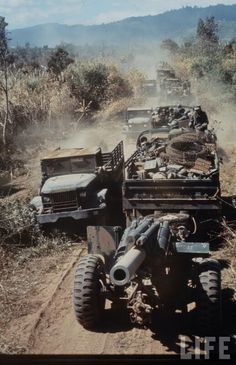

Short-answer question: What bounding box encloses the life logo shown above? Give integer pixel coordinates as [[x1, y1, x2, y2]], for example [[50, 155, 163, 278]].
[[180, 336, 232, 359]]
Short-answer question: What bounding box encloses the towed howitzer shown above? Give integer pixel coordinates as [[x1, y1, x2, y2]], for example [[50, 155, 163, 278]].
[[109, 212, 195, 288], [73, 211, 223, 333]]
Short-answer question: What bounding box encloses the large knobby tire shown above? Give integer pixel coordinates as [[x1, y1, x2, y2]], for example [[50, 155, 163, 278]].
[[73, 254, 106, 329], [196, 259, 222, 335]]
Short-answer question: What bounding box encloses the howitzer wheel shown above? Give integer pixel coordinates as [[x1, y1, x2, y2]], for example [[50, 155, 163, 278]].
[[195, 258, 222, 335], [73, 254, 105, 329]]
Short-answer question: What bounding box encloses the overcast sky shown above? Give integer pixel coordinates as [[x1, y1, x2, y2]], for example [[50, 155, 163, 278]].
[[0, 0, 235, 29]]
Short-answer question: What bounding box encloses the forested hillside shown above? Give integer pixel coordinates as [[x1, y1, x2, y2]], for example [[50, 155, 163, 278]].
[[9, 4, 236, 47]]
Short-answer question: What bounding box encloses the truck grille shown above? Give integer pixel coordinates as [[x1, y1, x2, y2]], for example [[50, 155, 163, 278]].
[[43, 191, 79, 212]]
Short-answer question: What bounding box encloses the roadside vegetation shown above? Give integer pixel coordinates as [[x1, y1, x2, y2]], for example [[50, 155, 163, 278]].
[[161, 16, 236, 111], [0, 16, 143, 176]]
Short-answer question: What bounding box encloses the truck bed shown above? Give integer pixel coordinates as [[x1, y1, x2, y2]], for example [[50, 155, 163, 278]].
[[123, 178, 221, 212], [123, 131, 221, 214], [101, 141, 124, 172]]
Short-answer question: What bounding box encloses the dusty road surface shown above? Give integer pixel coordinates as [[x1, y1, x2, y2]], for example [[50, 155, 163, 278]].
[[1, 241, 180, 355]]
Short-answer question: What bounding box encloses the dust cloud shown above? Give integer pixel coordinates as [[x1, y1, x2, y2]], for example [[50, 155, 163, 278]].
[[60, 120, 136, 160], [211, 106, 236, 148], [15, 58, 235, 191], [125, 44, 169, 79]]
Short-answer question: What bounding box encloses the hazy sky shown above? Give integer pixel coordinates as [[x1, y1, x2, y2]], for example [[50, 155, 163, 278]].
[[0, 0, 235, 29]]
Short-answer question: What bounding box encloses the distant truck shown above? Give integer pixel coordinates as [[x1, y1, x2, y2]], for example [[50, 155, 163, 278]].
[[138, 79, 157, 97], [30, 142, 124, 227], [123, 107, 169, 141], [156, 63, 192, 103], [156, 65, 176, 92], [123, 107, 153, 140], [163, 78, 192, 103]]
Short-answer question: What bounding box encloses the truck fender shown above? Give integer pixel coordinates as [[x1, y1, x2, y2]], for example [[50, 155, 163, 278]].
[[97, 188, 108, 203], [29, 196, 43, 212]]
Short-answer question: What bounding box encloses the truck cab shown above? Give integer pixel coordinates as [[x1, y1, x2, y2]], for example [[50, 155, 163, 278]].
[[163, 78, 192, 103], [30, 142, 124, 226], [138, 79, 157, 97], [123, 107, 153, 140], [156, 67, 176, 92]]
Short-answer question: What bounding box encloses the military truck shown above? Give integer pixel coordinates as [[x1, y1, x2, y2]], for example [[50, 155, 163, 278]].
[[73, 127, 223, 334], [156, 64, 176, 91], [123, 107, 153, 140], [138, 79, 157, 97], [123, 107, 169, 141], [163, 78, 192, 103], [156, 63, 192, 103], [30, 142, 124, 227]]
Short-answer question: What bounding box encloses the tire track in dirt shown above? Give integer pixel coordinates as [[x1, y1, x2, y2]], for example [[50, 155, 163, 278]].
[[28, 247, 87, 352]]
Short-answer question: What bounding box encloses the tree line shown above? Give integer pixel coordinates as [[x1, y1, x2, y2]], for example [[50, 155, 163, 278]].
[[0, 16, 136, 165], [161, 16, 236, 104]]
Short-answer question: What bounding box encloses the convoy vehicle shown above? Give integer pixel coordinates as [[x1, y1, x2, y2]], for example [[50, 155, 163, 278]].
[[123, 107, 169, 141], [123, 107, 154, 140], [30, 142, 124, 227], [156, 63, 191, 103], [156, 65, 176, 90], [74, 127, 223, 334], [163, 78, 192, 103], [138, 79, 157, 97]]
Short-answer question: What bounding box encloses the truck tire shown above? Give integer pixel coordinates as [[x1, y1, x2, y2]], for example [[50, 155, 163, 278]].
[[195, 259, 222, 335], [73, 254, 105, 329]]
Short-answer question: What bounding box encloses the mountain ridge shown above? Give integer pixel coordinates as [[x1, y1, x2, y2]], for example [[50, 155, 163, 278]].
[[8, 4, 236, 47]]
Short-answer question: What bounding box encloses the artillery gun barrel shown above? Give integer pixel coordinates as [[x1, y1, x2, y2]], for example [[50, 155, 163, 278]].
[[110, 246, 146, 286], [110, 218, 172, 286], [110, 220, 160, 286], [157, 221, 170, 251], [126, 218, 153, 245], [114, 220, 138, 260], [136, 222, 160, 246]]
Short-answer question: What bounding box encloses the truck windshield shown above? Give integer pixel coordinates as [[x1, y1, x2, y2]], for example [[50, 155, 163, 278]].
[[158, 71, 175, 78], [71, 157, 96, 173], [45, 156, 96, 176], [167, 79, 181, 86], [46, 159, 70, 176], [127, 110, 151, 119]]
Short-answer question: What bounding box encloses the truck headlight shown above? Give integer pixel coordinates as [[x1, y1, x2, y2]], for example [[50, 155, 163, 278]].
[[42, 196, 51, 203]]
